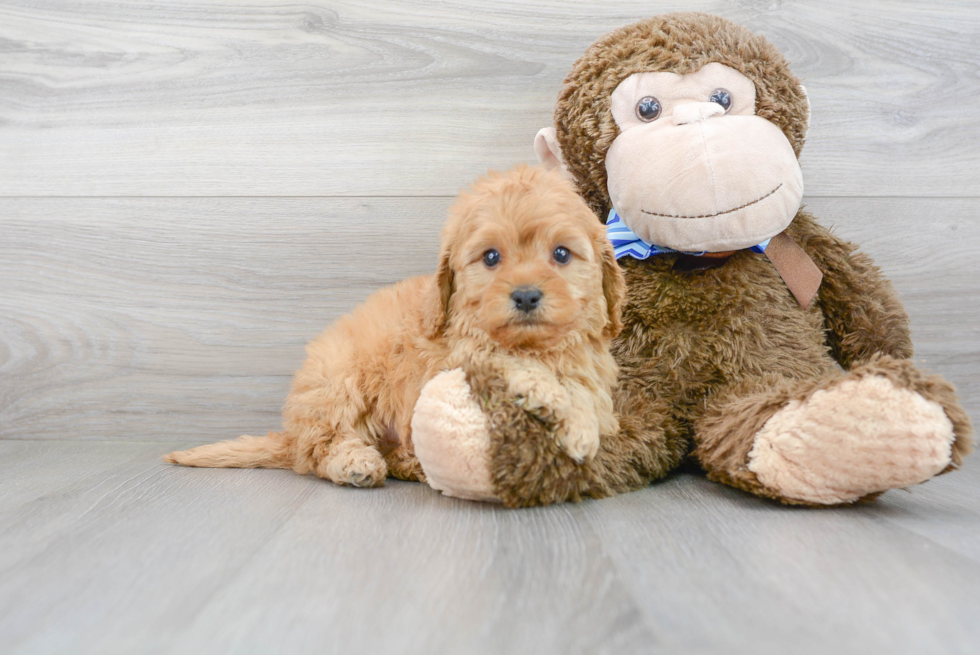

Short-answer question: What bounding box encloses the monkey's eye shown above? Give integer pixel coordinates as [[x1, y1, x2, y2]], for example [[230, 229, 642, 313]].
[[635, 96, 662, 122], [709, 88, 732, 112], [482, 249, 501, 268], [552, 246, 571, 264]]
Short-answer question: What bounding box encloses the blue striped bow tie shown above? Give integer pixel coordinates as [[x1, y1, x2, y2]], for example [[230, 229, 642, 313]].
[[605, 209, 770, 259]]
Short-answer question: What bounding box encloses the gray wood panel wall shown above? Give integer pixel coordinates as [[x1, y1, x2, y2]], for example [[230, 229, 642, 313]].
[[2, 0, 979, 441]]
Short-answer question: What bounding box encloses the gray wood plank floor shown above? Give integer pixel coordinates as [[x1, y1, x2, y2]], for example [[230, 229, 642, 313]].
[[1, 0, 978, 196], [2, 196, 977, 442], [1, 440, 979, 655], [2, 1, 979, 653]]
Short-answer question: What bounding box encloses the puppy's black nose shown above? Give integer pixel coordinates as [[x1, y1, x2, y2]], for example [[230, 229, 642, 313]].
[[511, 286, 543, 313]]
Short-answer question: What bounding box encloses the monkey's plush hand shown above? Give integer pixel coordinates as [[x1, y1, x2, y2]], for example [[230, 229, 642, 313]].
[[411, 368, 500, 503], [411, 365, 599, 505], [412, 365, 680, 507]]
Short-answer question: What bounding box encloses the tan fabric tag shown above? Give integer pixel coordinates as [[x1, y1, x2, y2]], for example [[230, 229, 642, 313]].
[[764, 232, 823, 310]]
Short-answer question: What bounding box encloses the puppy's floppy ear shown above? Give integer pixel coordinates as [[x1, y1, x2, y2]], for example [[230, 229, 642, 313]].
[[597, 235, 625, 338], [422, 245, 454, 338]]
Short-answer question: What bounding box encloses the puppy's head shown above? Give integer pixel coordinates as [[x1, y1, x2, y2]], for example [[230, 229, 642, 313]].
[[426, 165, 625, 350]]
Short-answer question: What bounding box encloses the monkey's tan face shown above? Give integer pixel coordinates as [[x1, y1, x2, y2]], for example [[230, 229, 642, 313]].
[[450, 210, 607, 351], [604, 63, 804, 252]]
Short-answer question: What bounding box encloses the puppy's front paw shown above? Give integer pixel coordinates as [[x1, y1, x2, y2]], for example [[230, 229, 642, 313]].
[[320, 443, 388, 487], [558, 414, 601, 464], [508, 368, 570, 423]]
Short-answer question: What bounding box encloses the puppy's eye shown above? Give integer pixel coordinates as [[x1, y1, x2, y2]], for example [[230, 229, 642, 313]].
[[482, 249, 501, 268], [709, 88, 732, 112], [635, 96, 662, 122], [552, 246, 571, 264]]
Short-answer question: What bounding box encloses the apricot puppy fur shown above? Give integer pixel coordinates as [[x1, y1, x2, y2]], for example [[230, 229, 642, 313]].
[[165, 166, 625, 487]]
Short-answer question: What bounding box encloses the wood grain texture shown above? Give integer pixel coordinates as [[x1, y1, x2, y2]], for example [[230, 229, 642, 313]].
[[583, 465, 980, 654], [0, 197, 445, 440], [2, 196, 977, 442], [2, 3, 978, 654], [1, 0, 978, 196], [0, 440, 978, 655]]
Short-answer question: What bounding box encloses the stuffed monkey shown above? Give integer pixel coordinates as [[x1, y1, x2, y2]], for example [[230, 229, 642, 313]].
[[411, 12, 973, 507]]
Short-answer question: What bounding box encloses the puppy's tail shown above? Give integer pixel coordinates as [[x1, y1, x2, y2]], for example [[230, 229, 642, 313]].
[[163, 432, 291, 469]]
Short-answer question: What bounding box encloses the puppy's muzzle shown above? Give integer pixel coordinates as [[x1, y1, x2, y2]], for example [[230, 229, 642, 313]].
[[511, 286, 543, 313]]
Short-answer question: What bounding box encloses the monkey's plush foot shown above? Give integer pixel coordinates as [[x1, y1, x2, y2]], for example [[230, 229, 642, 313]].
[[318, 441, 388, 488], [747, 375, 955, 505], [411, 369, 499, 502]]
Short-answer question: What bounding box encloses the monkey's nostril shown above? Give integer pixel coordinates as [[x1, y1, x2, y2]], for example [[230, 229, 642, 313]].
[[511, 287, 543, 313]]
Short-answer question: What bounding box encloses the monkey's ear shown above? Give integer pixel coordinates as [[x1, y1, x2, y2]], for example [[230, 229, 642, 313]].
[[422, 248, 454, 339], [597, 237, 626, 339], [534, 127, 572, 178]]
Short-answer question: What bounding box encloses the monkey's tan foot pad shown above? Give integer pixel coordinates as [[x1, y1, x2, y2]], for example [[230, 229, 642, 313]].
[[412, 369, 500, 503], [747, 375, 955, 505]]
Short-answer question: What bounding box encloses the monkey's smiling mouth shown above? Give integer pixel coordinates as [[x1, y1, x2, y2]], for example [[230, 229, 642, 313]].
[[640, 183, 783, 220]]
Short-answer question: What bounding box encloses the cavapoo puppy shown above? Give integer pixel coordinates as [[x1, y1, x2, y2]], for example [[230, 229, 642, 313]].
[[165, 166, 625, 487]]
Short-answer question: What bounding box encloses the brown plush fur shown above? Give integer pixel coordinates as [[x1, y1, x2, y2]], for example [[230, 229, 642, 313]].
[[477, 13, 973, 506], [467, 362, 688, 508], [165, 166, 625, 485]]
